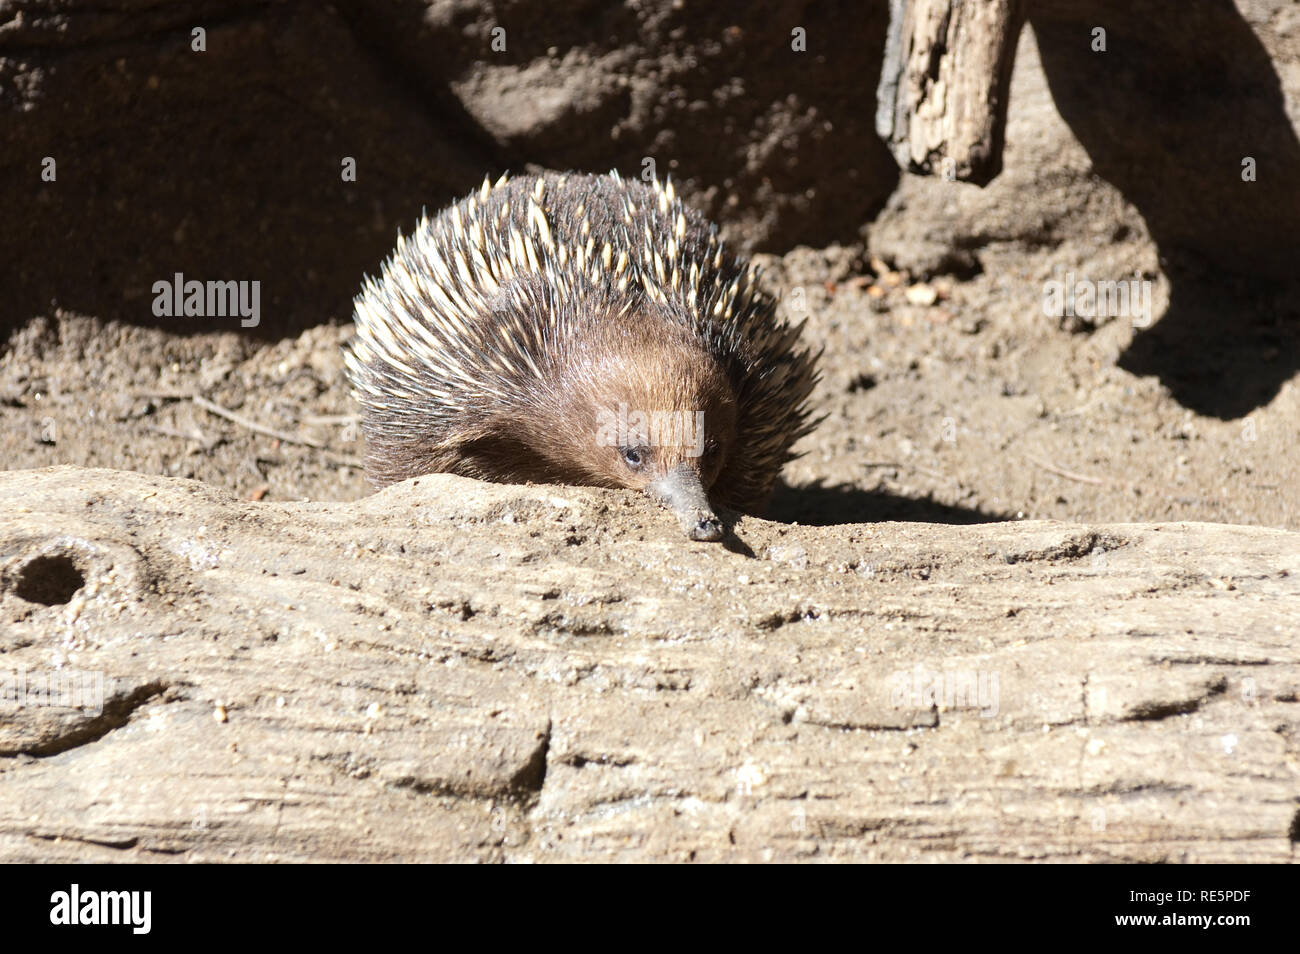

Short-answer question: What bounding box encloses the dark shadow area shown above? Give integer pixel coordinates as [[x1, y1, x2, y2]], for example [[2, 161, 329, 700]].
[[1031, 0, 1300, 419], [719, 531, 758, 559], [1116, 269, 1297, 420], [335, 0, 899, 253], [1, 0, 895, 344], [0, 2, 490, 343], [767, 480, 1008, 527]]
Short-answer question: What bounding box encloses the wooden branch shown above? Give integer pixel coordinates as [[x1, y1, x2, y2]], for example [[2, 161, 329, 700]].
[[876, 0, 1025, 185]]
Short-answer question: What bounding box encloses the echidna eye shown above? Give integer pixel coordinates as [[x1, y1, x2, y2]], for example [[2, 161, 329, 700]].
[[621, 446, 648, 469]]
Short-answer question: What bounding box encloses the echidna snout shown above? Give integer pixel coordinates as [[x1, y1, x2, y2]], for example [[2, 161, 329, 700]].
[[647, 465, 725, 542]]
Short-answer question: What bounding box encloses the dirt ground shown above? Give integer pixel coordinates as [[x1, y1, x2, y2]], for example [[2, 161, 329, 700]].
[[1, 240, 1295, 535]]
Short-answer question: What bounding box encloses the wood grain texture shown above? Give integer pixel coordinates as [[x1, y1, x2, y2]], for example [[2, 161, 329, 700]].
[[877, 0, 1025, 184], [1, 467, 1297, 862]]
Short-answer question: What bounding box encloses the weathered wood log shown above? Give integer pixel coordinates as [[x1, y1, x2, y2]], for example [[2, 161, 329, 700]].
[[876, 0, 1025, 185], [0, 470, 1294, 868], [1, 467, 1298, 861]]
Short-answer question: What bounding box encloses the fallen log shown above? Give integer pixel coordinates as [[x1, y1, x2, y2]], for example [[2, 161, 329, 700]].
[[1, 467, 1296, 861]]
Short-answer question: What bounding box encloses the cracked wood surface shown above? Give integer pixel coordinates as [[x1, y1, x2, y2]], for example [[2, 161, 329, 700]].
[[1, 467, 1297, 862], [876, 0, 1024, 184]]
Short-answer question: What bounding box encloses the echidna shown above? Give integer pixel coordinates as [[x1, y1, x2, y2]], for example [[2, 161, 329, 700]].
[[343, 171, 819, 541]]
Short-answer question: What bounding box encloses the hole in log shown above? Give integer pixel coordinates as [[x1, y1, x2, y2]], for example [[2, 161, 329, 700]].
[[13, 554, 86, 606]]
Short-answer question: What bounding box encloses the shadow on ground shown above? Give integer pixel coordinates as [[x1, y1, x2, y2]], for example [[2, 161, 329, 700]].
[[767, 480, 1007, 527], [1032, 0, 1300, 419]]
